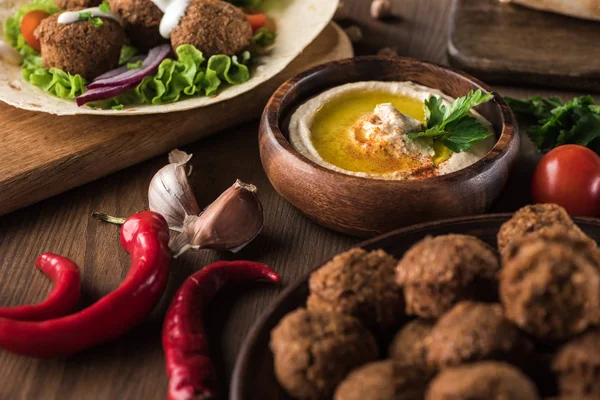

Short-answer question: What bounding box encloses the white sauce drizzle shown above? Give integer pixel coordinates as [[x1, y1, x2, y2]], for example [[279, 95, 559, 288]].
[[57, 7, 119, 24], [157, 0, 191, 39], [0, 40, 22, 65], [151, 0, 171, 13]]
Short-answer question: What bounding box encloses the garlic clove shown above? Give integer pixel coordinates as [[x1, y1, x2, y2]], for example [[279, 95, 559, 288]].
[[171, 180, 264, 258], [148, 150, 202, 232]]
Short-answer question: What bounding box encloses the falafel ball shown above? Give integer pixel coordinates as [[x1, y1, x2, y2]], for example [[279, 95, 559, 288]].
[[307, 249, 405, 335], [270, 308, 379, 400], [497, 204, 592, 257], [553, 329, 600, 396], [426, 301, 529, 368], [334, 360, 429, 400], [171, 0, 253, 57], [55, 0, 101, 10], [500, 227, 600, 340], [388, 319, 434, 370], [396, 234, 499, 318], [425, 361, 541, 400], [107, 0, 167, 51], [35, 14, 125, 80]]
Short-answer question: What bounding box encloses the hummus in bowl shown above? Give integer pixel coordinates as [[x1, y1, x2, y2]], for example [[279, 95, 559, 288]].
[[289, 81, 496, 180]]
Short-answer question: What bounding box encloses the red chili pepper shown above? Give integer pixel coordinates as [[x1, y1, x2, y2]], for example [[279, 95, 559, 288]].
[[0, 253, 80, 321], [163, 261, 280, 400], [0, 211, 171, 357]]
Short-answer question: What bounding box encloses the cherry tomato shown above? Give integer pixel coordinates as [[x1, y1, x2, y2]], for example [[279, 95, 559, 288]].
[[247, 13, 267, 31], [20, 10, 50, 52], [532, 145, 600, 217]]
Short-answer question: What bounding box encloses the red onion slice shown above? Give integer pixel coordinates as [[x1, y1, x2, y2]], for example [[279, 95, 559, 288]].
[[76, 44, 172, 107], [86, 44, 172, 90], [93, 55, 145, 81], [76, 81, 139, 107]]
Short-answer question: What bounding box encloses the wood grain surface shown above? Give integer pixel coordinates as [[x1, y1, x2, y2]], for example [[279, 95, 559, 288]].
[[0, 22, 353, 217], [0, 1, 598, 399], [448, 0, 600, 92]]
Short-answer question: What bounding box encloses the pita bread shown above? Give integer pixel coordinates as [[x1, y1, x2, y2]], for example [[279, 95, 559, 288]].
[[502, 0, 600, 21], [0, 0, 339, 115]]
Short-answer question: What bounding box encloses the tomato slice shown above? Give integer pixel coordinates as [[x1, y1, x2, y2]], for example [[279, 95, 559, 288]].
[[20, 10, 50, 52], [247, 13, 267, 32]]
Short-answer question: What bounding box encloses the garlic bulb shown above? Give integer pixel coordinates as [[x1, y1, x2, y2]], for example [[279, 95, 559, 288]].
[[148, 150, 201, 232], [171, 180, 264, 258]]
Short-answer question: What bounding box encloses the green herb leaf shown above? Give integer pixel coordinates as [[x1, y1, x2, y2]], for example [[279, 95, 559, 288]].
[[408, 89, 494, 153], [424, 96, 445, 129], [505, 96, 563, 121], [508, 95, 600, 154], [127, 60, 143, 69], [439, 89, 493, 130], [119, 44, 139, 65], [91, 17, 103, 27], [252, 27, 276, 48], [112, 104, 124, 110], [78, 11, 92, 20], [99, 1, 111, 12]]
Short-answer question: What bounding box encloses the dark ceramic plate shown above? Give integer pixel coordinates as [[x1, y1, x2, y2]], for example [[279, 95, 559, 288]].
[[230, 214, 600, 400]]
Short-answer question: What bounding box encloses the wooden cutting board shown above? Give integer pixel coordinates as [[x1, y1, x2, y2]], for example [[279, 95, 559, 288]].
[[0, 23, 353, 217], [448, 0, 600, 92]]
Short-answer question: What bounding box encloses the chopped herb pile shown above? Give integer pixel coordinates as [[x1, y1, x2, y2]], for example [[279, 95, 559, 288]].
[[98, 1, 111, 12], [407, 89, 494, 153], [506, 96, 600, 154], [77, 11, 103, 27]]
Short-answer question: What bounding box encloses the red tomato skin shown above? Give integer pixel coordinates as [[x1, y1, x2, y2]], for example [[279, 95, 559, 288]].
[[20, 10, 49, 52], [247, 13, 267, 31], [532, 145, 600, 217]]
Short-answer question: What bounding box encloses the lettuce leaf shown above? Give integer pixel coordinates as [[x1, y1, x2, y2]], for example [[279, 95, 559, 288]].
[[20, 46, 86, 99], [3, 0, 86, 99], [3, 0, 60, 50], [4, 0, 266, 107], [95, 45, 251, 107]]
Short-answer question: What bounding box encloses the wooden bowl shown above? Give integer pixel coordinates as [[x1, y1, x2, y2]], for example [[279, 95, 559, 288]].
[[259, 56, 520, 237]]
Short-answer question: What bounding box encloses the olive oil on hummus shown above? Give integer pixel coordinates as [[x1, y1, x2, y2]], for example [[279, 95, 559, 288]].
[[310, 91, 453, 175], [289, 81, 495, 180]]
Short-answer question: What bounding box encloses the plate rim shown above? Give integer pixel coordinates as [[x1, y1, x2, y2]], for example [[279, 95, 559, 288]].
[[230, 212, 600, 400]]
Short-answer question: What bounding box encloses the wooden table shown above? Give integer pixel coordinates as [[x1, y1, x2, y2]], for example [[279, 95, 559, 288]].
[[0, 1, 594, 399]]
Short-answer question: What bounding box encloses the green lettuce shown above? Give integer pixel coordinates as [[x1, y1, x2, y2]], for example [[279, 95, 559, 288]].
[[21, 48, 86, 99], [94, 45, 251, 107], [3, 0, 60, 49], [3, 0, 85, 98], [4, 0, 271, 107]]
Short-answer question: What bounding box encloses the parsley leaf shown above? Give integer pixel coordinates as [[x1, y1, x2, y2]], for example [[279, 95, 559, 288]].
[[99, 1, 110, 12], [407, 89, 494, 152], [90, 17, 103, 27], [507, 95, 600, 154], [112, 104, 124, 110], [77, 11, 92, 20], [78, 11, 103, 27]]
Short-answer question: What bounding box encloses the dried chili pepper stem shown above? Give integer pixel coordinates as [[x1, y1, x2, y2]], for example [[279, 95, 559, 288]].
[[163, 261, 280, 400], [0, 253, 81, 321], [0, 211, 171, 357], [92, 212, 127, 225]]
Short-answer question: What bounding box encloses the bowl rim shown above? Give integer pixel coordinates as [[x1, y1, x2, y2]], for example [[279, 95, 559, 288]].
[[260, 55, 518, 185]]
